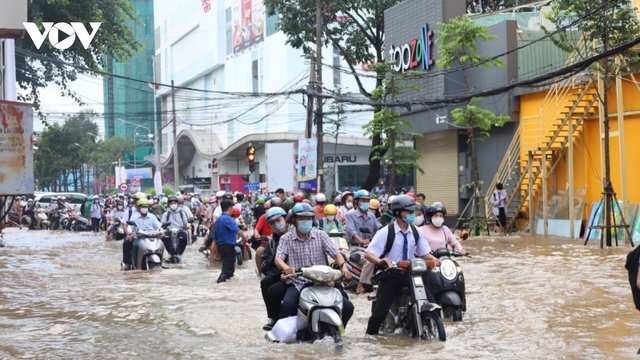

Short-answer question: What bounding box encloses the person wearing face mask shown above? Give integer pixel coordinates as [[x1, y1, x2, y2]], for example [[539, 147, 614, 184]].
[[412, 205, 426, 226], [106, 200, 126, 240], [123, 198, 162, 270], [364, 195, 441, 335], [90, 195, 103, 233], [369, 199, 381, 220], [160, 196, 191, 259], [379, 195, 397, 226], [272, 203, 354, 328], [346, 190, 382, 294], [317, 204, 344, 233], [258, 207, 289, 330], [337, 191, 354, 226], [421, 202, 465, 253]]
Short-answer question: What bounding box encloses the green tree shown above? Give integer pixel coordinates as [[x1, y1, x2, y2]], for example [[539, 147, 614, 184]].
[[263, 0, 401, 190], [90, 136, 135, 183], [16, 0, 142, 113], [364, 62, 424, 195], [466, 0, 542, 14], [324, 87, 349, 197], [436, 16, 509, 231], [543, 0, 640, 246]]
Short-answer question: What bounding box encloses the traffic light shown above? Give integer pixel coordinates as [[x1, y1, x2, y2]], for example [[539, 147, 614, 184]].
[[246, 145, 256, 173]]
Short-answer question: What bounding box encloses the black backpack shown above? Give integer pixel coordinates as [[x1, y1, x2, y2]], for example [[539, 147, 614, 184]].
[[625, 246, 640, 311]]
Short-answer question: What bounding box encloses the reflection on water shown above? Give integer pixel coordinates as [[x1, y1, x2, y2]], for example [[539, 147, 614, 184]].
[[0, 229, 639, 359]]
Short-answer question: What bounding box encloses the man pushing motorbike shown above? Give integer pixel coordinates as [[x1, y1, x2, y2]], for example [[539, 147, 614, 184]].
[[363, 195, 441, 335]]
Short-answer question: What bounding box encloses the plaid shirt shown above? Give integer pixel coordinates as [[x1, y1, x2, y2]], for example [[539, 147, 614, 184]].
[[276, 228, 340, 290]]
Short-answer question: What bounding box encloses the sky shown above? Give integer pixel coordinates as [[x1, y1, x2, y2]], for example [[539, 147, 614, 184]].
[[31, 74, 105, 134]]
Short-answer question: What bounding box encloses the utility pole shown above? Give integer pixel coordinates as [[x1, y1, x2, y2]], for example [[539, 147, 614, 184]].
[[171, 80, 179, 193], [315, 0, 324, 193], [305, 65, 315, 138], [151, 56, 162, 195]]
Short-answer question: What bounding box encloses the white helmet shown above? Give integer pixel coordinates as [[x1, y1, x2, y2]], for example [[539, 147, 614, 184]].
[[216, 190, 225, 198], [388, 195, 397, 205], [315, 193, 326, 203]]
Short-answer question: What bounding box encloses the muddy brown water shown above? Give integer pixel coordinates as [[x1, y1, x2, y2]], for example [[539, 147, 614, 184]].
[[0, 229, 639, 359]]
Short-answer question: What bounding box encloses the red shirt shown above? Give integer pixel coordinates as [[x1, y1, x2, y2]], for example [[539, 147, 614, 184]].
[[255, 214, 273, 237], [314, 205, 325, 219]]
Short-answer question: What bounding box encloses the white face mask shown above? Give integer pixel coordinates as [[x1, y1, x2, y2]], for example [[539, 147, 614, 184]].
[[140, 208, 149, 215], [431, 217, 445, 227], [169, 204, 178, 211], [117, 206, 123, 210], [345, 202, 353, 209], [413, 215, 425, 226], [326, 215, 335, 221]]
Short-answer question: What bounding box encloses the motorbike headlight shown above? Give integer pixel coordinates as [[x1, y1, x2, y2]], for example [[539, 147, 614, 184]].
[[440, 259, 457, 281], [410, 258, 427, 273]]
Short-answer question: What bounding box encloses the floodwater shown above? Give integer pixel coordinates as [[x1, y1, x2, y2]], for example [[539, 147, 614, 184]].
[[0, 228, 639, 359]]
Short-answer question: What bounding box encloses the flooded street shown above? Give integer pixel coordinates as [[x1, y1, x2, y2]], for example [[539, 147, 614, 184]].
[[0, 229, 639, 359]]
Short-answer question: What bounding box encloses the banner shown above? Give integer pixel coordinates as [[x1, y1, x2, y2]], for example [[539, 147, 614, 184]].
[[232, 0, 265, 54], [0, 101, 34, 195], [266, 143, 295, 192], [106, 175, 115, 188], [241, 0, 252, 49], [126, 167, 153, 180], [232, 1, 243, 53], [297, 138, 317, 191], [251, 0, 264, 45]]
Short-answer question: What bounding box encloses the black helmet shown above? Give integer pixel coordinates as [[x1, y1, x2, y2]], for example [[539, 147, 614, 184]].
[[116, 199, 124, 205], [271, 196, 283, 207], [390, 195, 415, 216], [426, 202, 447, 218], [236, 193, 244, 201], [168, 195, 179, 203], [222, 192, 234, 200]]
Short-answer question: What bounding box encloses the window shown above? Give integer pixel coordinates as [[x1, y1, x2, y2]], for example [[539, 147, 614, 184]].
[[162, 133, 168, 154], [226, 7, 232, 55], [338, 165, 370, 192], [266, 13, 278, 36], [252, 59, 259, 93], [333, 47, 341, 86]]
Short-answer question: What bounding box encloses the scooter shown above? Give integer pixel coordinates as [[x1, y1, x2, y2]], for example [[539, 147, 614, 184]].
[[265, 265, 346, 349], [235, 237, 252, 265], [36, 208, 50, 230], [0, 233, 5, 247], [125, 220, 170, 270], [337, 227, 373, 291], [368, 258, 446, 341], [70, 211, 92, 232], [197, 215, 208, 238], [425, 247, 471, 322], [163, 226, 186, 264], [113, 218, 125, 240], [58, 208, 71, 230]]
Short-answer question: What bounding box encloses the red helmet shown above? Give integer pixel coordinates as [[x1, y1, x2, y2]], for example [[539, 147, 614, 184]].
[[406, 192, 416, 200], [293, 193, 304, 203], [302, 199, 311, 204], [232, 207, 241, 217]]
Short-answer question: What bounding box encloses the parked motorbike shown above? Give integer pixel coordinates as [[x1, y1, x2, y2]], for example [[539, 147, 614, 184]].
[[70, 211, 92, 232], [126, 220, 170, 270], [163, 226, 186, 264], [368, 258, 446, 341], [425, 247, 471, 321], [265, 265, 346, 349], [235, 237, 251, 265]]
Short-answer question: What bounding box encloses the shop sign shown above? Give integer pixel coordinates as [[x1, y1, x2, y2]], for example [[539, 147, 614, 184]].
[[324, 156, 357, 163], [388, 23, 433, 73]]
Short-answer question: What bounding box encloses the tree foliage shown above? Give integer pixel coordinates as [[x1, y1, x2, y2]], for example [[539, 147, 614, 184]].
[[34, 111, 134, 192], [364, 63, 424, 195], [16, 0, 142, 114], [263, 0, 402, 190], [466, 0, 544, 14], [435, 16, 509, 227]]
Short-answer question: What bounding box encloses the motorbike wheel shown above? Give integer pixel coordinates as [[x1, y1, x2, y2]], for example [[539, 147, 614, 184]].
[[327, 323, 343, 350], [444, 306, 463, 322], [236, 251, 243, 265], [420, 312, 446, 341], [61, 220, 69, 230]]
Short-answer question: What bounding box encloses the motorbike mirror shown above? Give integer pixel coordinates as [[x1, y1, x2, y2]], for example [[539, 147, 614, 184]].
[[161, 221, 171, 228], [126, 220, 136, 226], [398, 260, 410, 269], [359, 227, 372, 234]]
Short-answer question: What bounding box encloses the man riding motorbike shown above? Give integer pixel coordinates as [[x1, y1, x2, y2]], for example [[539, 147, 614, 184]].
[[122, 198, 161, 270], [270, 203, 354, 328], [346, 189, 381, 294], [364, 195, 441, 335], [160, 195, 190, 259]]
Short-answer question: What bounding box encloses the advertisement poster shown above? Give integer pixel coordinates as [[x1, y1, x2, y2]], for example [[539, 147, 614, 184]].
[[126, 167, 153, 180], [231, 1, 243, 53], [266, 143, 295, 193], [585, 200, 627, 242], [0, 101, 35, 195], [251, 0, 264, 45], [297, 139, 317, 191]]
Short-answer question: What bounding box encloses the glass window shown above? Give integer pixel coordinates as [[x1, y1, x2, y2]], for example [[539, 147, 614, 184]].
[[226, 8, 232, 55], [337, 165, 370, 192], [266, 13, 278, 36], [252, 60, 259, 93]]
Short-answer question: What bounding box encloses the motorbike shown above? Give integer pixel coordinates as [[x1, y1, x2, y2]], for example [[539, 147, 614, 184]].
[[0, 233, 5, 247], [235, 237, 252, 265], [425, 247, 471, 322], [197, 215, 208, 238], [368, 258, 446, 341], [126, 220, 170, 270], [336, 227, 373, 291], [58, 208, 71, 230], [70, 211, 92, 232], [265, 265, 346, 349], [111, 218, 125, 240], [163, 226, 186, 264], [36, 208, 50, 230]]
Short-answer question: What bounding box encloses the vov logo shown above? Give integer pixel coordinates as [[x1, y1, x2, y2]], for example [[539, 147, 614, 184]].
[[22, 22, 101, 50]]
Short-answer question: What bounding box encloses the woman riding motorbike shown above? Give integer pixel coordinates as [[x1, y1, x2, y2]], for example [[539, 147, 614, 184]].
[[420, 202, 465, 253]]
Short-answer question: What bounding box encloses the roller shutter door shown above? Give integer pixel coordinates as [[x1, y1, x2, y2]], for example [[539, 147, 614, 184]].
[[415, 130, 458, 213]]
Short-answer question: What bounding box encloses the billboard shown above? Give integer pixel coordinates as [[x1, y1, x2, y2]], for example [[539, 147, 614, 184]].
[[297, 138, 317, 191], [232, 0, 264, 54], [126, 167, 153, 180], [266, 143, 295, 192], [0, 101, 34, 195]]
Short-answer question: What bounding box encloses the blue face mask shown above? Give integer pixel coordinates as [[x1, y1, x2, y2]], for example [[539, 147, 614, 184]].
[[360, 203, 370, 212], [297, 220, 313, 234], [405, 213, 416, 224]]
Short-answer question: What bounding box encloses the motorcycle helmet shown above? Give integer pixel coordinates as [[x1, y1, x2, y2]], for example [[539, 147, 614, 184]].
[[257, 197, 266, 205], [292, 203, 314, 217], [161, 197, 168, 204], [341, 191, 354, 205], [406, 192, 416, 200], [334, 195, 342, 205], [232, 207, 241, 217], [116, 199, 124, 206], [264, 200, 271, 209], [271, 197, 283, 207], [266, 207, 287, 223], [387, 195, 397, 206], [324, 204, 338, 215], [426, 202, 447, 218], [354, 189, 371, 200], [222, 192, 234, 200], [204, 197, 210, 204], [216, 190, 225, 198], [369, 199, 380, 211], [302, 199, 311, 205], [60, 196, 66, 201], [236, 193, 244, 201], [293, 193, 304, 203], [315, 193, 326, 204], [137, 198, 150, 206], [168, 195, 179, 203], [35, 201, 40, 207], [390, 195, 415, 216], [27, 199, 33, 204]]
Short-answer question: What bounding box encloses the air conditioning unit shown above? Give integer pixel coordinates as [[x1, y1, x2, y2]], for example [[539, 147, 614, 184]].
[[0, 0, 27, 39]]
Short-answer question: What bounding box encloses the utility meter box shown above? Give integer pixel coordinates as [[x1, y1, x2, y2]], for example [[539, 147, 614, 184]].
[[0, 0, 28, 39]]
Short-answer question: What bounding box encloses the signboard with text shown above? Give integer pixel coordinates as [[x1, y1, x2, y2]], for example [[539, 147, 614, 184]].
[[0, 101, 34, 195], [231, 0, 265, 54], [297, 138, 317, 191]]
